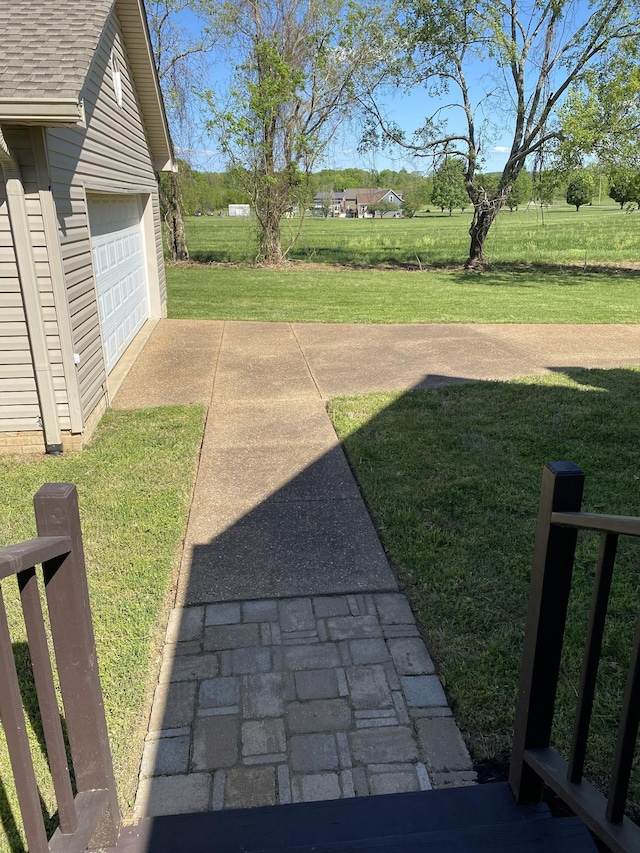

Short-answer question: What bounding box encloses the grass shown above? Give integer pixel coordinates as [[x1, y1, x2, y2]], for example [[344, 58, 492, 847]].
[[168, 206, 639, 324], [167, 264, 639, 324], [327, 367, 640, 817], [0, 406, 205, 851], [184, 205, 640, 268]]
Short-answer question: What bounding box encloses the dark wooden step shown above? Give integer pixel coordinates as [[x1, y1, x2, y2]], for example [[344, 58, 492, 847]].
[[256, 816, 594, 852], [114, 783, 596, 852]]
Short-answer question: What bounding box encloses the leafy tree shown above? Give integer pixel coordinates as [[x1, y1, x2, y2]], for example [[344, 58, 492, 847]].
[[533, 170, 560, 206], [203, 0, 381, 264], [431, 158, 467, 215], [372, 199, 401, 217], [566, 172, 594, 210], [559, 52, 640, 170], [146, 1, 216, 260], [361, 0, 640, 267], [608, 165, 640, 208], [507, 171, 533, 211], [401, 176, 430, 217]]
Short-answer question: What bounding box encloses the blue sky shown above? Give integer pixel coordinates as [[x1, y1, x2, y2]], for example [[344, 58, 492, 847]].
[[169, 4, 568, 177]]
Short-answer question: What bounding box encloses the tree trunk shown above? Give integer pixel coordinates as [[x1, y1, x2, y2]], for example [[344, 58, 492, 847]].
[[168, 170, 189, 261], [258, 207, 284, 265], [465, 203, 501, 270], [158, 170, 189, 262]]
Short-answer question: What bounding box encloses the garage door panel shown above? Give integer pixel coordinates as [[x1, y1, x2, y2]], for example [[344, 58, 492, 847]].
[[87, 195, 148, 373]]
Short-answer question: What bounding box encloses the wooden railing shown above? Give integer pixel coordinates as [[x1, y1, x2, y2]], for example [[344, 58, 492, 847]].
[[0, 484, 120, 852], [509, 461, 640, 853]]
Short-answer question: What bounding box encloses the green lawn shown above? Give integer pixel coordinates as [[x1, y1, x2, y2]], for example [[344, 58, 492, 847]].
[[328, 367, 640, 818], [167, 264, 639, 323], [184, 205, 639, 268], [0, 406, 205, 850], [168, 206, 639, 324]]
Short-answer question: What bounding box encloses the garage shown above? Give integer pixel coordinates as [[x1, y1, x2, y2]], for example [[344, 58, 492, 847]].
[[87, 193, 149, 373]]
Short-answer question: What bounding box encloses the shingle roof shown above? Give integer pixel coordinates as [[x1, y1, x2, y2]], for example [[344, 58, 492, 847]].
[[0, 0, 114, 99], [342, 189, 403, 205]]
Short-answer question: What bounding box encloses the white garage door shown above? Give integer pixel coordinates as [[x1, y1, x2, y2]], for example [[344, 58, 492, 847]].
[[87, 194, 148, 373]]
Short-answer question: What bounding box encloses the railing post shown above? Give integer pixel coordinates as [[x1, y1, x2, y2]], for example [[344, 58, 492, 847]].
[[34, 483, 121, 848], [509, 462, 585, 804]]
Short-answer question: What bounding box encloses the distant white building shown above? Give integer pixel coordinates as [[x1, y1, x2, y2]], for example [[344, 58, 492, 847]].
[[229, 204, 250, 217]]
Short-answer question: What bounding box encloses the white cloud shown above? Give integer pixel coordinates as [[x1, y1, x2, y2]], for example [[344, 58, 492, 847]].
[[491, 146, 510, 154]]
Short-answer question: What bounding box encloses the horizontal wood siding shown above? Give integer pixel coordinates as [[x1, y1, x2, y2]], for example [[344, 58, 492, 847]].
[[46, 7, 162, 422], [0, 129, 71, 433], [0, 177, 39, 432], [153, 193, 167, 312]]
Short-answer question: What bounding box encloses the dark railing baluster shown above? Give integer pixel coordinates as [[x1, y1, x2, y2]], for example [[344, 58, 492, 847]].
[[607, 613, 640, 824], [0, 584, 49, 853], [35, 483, 120, 847], [18, 565, 78, 834], [0, 485, 120, 851], [568, 532, 618, 783], [509, 461, 585, 804], [511, 462, 640, 851]]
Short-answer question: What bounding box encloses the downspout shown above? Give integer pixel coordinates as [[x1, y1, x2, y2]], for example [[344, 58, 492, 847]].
[[0, 126, 62, 453]]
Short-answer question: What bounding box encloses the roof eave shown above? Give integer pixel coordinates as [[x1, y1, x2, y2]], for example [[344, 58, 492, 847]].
[[0, 98, 85, 126], [116, 0, 174, 172]]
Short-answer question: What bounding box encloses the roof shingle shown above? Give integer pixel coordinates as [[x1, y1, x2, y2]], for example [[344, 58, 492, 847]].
[[0, 0, 114, 99]]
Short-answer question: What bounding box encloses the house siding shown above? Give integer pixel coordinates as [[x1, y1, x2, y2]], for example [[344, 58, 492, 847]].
[[46, 6, 165, 423], [0, 129, 71, 436]]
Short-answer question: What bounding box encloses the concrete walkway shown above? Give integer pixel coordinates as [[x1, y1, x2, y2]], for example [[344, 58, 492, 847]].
[[112, 320, 640, 817]]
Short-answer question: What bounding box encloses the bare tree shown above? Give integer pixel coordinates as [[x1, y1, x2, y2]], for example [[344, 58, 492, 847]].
[[361, 0, 640, 268], [146, 1, 217, 260]]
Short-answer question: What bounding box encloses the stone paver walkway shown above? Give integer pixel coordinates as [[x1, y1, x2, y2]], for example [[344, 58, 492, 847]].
[[134, 593, 474, 817], [113, 320, 640, 819]]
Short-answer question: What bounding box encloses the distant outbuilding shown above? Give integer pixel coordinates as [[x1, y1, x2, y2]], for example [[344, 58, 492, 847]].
[[229, 204, 251, 217]]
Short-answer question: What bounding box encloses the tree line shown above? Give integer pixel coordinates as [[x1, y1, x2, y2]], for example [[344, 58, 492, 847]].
[[169, 157, 636, 221]]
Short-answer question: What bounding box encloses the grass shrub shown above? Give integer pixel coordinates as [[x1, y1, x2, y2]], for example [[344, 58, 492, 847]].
[[169, 206, 639, 324]]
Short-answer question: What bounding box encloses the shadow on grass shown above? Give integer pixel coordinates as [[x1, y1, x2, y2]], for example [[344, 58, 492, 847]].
[[4, 366, 638, 845], [142, 364, 639, 833], [182, 251, 640, 281]]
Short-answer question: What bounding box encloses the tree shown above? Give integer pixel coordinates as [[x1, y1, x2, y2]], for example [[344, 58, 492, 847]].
[[146, 1, 216, 260], [431, 158, 467, 215], [533, 169, 560, 206], [400, 174, 430, 217], [566, 172, 594, 210], [361, 0, 640, 267], [203, 0, 381, 264], [558, 52, 640, 170], [608, 164, 640, 208], [507, 171, 533, 211], [372, 199, 401, 217]]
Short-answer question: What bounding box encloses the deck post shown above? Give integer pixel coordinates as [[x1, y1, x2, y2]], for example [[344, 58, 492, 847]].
[[34, 483, 120, 848], [509, 462, 585, 804]]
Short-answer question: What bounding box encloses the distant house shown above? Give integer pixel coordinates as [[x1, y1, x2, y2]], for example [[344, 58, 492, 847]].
[[313, 188, 403, 218], [0, 0, 173, 454]]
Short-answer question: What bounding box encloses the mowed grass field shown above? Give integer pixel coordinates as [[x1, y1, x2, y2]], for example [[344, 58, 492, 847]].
[[168, 205, 639, 323], [184, 204, 638, 267]]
